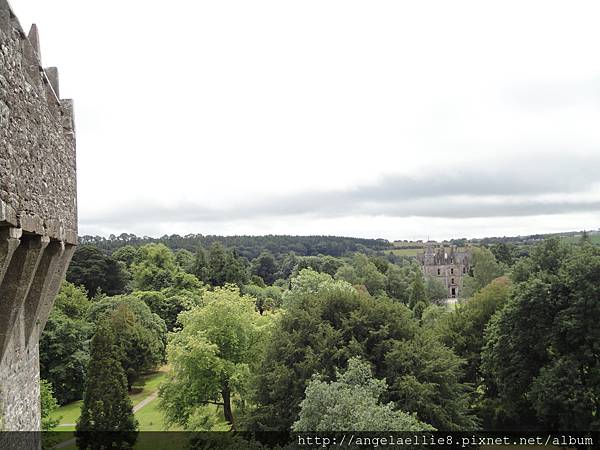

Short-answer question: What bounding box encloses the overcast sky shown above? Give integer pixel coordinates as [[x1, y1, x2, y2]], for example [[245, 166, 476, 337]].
[[12, 0, 600, 241]]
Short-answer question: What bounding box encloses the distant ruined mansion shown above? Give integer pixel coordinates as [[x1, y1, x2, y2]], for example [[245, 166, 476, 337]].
[[0, 0, 77, 434], [417, 242, 471, 299]]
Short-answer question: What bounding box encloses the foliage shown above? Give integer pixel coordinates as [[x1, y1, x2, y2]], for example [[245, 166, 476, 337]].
[[192, 247, 210, 283], [159, 286, 271, 430], [241, 284, 283, 314], [425, 276, 448, 304], [281, 269, 355, 308], [334, 254, 387, 296], [384, 264, 417, 303], [76, 320, 138, 449], [408, 272, 427, 309], [66, 245, 129, 297], [490, 242, 516, 267], [250, 270, 477, 431], [52, 282, 91, 320], [87, 296, 166, 389], [435, 277, 512, 384], [112, 245, 140, 267], [481, 239, 600, 430], [40, 309, 94, 405], [292, 357, 434, 432], [462, 247, 504, 297], [81, 234, 393, 260], [206, 242, 248, 287], [134, 288, 204, 331], [251, 251, 278, 285], [384, 331, 477, 430], [175, 249, 196, 274], [131, 244, 202, 291], [40, 379, 60, 431], [293, 255, 344, 278]]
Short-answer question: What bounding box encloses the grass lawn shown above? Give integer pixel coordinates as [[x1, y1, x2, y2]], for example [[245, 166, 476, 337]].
[[51, 368, 169, 430], [50, 400, 82, 426], [134, 399, 165, 430], [388, 248, 421, 257], [562, 233, 600, 245]]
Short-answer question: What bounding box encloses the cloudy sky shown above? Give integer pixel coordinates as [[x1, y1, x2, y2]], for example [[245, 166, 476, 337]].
[[12, 0, 600, 241]]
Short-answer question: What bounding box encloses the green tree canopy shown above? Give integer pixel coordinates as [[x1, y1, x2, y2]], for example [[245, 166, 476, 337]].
[[481, 239, 600, 430], [134, 287, 204, 331], [251, 251, 278, 285], [87, 296, 166, 389], [384, 264, 417, 303], [66, 245, 129, 297], [52, 282, 91, 320], [40, 312, 94, 405], [409, 272, 427, 309], [131, 244, 202, 291], [462, 247, 504, 297], [40, 285, 95, 405], [435, 277, 512, 384], [334, 254, 387, 296], [206, 243, 248, 287], [241, 284, 283, 314], [250, 270, 476, 431], [40, 379, 60, 431], [159, 286, 271, 430], [425, 276, 448, 304], [292, 357, 434, 432]]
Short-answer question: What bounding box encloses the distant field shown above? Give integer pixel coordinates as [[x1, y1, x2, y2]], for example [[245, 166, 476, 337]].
[[561, 233, 600, 245], [388, 248, 422, 257], [392, 241, 424, 248]]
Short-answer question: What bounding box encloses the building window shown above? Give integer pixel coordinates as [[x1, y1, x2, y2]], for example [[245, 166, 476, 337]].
[[451, 287, 456, 298], [437, 268, 440, 275], [451, 278, 455, 284], [450, 268, 454, 274], [463, 267, 466, 274]]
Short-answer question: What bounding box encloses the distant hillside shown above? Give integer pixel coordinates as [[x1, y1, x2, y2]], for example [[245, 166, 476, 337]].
[[80, 228, 598, 261], [79, 233, 393, 260], [389, 229, 600, 258]]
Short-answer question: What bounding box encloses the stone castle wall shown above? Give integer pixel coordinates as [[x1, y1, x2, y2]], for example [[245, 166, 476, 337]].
[[0, 0, 76, 431]]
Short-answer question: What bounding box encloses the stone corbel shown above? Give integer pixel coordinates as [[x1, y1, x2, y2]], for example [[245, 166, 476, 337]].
[[0, 233, 48, 362]]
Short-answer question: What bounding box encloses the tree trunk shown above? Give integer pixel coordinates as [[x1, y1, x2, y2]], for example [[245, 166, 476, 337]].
[[222, 381, 235, 430]]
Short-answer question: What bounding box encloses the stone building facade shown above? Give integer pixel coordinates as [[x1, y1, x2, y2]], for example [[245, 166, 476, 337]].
[[0, 0, 77, 432], [417, 242, 471, 299]]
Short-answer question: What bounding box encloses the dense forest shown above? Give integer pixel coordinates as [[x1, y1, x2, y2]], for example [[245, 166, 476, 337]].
[[40, 233, 600, 448], [79, 234, 393, 259]]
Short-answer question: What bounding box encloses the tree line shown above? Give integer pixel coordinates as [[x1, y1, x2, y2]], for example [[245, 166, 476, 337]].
[[78, 233, 393, 259]]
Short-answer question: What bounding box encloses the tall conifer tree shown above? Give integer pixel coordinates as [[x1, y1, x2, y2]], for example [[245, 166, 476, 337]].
[[76, 320, 138, 449]]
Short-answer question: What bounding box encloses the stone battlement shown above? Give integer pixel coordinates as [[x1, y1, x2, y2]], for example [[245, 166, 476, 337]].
[[0, 0, 77, 433], [0, 0, 77, 244]]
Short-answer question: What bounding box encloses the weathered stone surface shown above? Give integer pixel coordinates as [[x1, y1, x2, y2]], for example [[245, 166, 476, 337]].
[[0, 1, 77, 433], [418, 242, 471, 299], [0, 4, 76, 244]]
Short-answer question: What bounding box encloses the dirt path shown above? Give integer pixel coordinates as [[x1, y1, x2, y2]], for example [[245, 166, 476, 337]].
[[134, 392, 158, 413]]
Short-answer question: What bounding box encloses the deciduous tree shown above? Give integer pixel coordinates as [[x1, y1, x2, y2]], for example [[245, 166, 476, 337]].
[[159, 286, 271, 430], [293, 357, 433, 432]]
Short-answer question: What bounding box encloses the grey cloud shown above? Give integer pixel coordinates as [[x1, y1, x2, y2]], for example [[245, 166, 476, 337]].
[[82, 155, 600, 227]]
